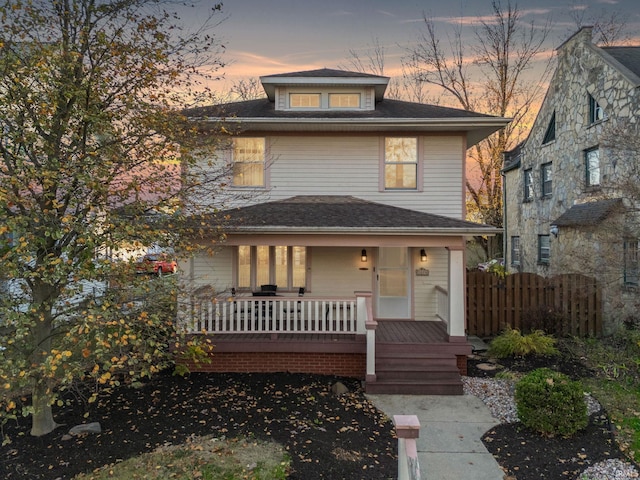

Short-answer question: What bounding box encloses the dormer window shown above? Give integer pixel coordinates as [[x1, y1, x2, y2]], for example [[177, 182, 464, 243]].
[[290, 93, 320, 108], [329, 93, 360, 108]]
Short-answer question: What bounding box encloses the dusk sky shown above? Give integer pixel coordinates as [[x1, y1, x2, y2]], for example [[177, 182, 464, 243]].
[[193, 0, 640, 93]]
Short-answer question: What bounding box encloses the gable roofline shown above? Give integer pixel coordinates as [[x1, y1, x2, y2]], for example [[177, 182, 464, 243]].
[[260, 68, 390, 102], [558, 26, 640, 88]]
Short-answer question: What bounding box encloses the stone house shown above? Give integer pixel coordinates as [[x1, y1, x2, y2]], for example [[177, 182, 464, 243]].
[[503, 27, 640, 332]]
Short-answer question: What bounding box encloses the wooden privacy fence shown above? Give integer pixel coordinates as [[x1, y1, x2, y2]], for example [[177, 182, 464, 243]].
[[466, 272, 602, 337]]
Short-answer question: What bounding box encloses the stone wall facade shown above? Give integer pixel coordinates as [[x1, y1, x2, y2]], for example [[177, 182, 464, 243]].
[[503, 27, 640, 333]]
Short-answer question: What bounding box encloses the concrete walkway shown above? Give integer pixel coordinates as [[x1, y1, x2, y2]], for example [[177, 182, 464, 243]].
[[366, 393, 505, 480]]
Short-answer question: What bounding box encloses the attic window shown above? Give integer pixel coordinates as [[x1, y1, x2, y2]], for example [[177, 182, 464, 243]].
[[329, 93, 360, 108], [542, 111, 555, 144], [589, 94, 604, 123], [290, 93, 320, 108]]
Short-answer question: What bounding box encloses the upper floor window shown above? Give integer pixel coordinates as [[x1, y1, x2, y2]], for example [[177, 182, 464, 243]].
[[290, 93, 321, 108], [384, 137, 417, 190], [541, 162, 552, 197], [538, 235, 550, 264], [237, 245, 307, 291], [624, 239, 639, 286], [232, 137, 265, 187], [523, 168, 533, 201], [542, 111, 556, 144], [589, 94, 605, 124], [329, 93, 360, 108], [585, 147, 600, 187], [511, 236, 521, 266]]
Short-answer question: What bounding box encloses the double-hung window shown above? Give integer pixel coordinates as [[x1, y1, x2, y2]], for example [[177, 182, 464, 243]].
[[541, 162, 552, 197], [232, 138, 265, 187], [511, 236, 521, 266], [624, 239, 639, 286], [585, 147, 600, 187], [538, 235, 550, 264], [523, 168, 533, 201], [384, 137, 417, 190], [237, 246, 307, 291]]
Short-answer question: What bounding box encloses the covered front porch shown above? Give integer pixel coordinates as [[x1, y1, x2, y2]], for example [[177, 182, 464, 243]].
[[181, 290, 472, 395]]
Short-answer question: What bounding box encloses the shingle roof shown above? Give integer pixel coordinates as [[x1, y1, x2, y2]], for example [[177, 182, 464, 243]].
[[552, 198, 624, 227], [602, 47, 640, 80], [216, 196, 498, 233], [185, 98, 494, 121], [261, 68, 386, 80]]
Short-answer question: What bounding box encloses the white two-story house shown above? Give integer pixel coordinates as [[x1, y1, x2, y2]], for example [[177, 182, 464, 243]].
[[181, 68, 509, 394]]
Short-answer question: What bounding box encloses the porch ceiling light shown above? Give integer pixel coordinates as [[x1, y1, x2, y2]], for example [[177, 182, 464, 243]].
[[361, 249, 367, 262], [420, 249, 427, 262]]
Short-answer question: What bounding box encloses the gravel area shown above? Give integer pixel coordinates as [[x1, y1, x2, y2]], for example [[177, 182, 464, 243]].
[[463, 375, 639, 480]]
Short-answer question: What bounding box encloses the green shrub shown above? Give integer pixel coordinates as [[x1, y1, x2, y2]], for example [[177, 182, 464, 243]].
[[515, 368, 588, 436], [488, 327, 558, 358]]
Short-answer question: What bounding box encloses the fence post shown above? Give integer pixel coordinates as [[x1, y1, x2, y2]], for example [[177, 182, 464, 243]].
[[394, 415, 421, 480]]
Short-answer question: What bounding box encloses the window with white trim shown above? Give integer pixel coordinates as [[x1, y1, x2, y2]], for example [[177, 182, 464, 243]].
[[511, 236, 521, 266], [585, 147, 600, 187], [384, 137, 417, 190], [232, 138, 265, 187], [523, 168, 533, 201], [329, 93, 360, 108], [236, 246, 307, 291], [538, 235, 550, 264], [541, 162, 552, 197], [290, 93, 320, 108]]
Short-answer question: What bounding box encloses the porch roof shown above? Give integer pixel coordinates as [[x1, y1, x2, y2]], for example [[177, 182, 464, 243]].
[[552, 198, 624, 227], [215, 196, 500, 235]]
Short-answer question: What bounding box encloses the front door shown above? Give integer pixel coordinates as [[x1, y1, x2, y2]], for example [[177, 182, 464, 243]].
[[376, 247, 411, 319]]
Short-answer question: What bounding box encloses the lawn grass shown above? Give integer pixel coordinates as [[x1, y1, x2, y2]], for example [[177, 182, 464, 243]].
[[566, 332, 640, 463], [72, 436, 290, 480]]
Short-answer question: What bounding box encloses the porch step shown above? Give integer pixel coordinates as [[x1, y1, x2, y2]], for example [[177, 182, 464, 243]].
[[366, 346, 464, 395], [365, 379, 463, 395]]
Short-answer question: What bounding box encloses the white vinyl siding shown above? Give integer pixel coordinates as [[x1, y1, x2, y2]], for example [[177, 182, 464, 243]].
[[190, 247, 234, 292], [213, 134, 465, 219], [307, 248, 371, 296], [413, 248, 449, 321]]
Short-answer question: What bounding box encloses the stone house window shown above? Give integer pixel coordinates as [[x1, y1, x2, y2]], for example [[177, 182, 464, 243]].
[[511, 236, 521, 266], [523, 168, 533, 201], [624, 239, 639, 286], [585, 147, 600, 187], [541, 162, 552, 197], [589, 94, 605, 124], [538, 235, 550, 265], [542, 111, 555, 144]]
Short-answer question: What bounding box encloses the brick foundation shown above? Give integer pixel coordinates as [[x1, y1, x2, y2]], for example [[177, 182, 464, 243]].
[[456, 354, 468, 376], [183, 352, 366, 378]]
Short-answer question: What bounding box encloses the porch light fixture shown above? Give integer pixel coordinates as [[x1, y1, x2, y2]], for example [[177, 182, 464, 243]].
[[361, 249, 367, 262], [550, 225, 559, 238], [420, 249, 428, 262]]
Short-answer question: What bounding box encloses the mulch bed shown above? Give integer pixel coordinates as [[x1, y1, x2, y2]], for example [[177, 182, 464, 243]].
[[1, 345, 637, 480], [469, 348, 635, 479], [0, 372, 396, 479]]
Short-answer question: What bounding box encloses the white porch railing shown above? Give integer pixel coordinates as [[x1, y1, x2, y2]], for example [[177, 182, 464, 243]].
[[188, 296, 362, 335], [435, 285, 449, 325]]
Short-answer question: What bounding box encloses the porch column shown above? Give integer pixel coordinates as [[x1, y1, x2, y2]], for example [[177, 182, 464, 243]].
[[447, 246, 466, 339]]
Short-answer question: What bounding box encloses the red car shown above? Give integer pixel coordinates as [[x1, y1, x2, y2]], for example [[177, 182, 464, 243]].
[[136, 253, 177, 275]]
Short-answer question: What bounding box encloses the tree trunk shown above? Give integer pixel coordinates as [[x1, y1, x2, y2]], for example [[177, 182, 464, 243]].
[[30, 380, 59, 436]]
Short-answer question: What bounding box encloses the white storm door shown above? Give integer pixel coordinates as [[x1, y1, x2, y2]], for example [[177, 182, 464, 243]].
[[376, 247, 410, 319]]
